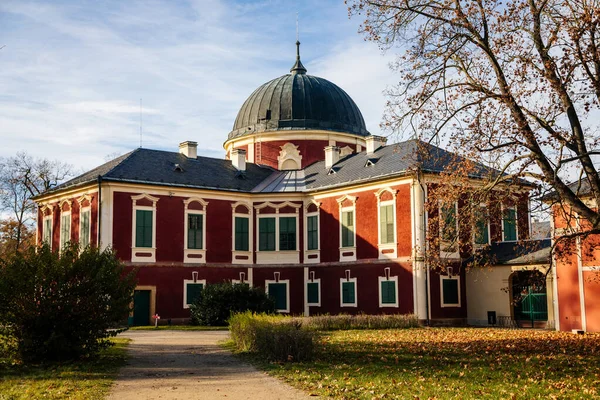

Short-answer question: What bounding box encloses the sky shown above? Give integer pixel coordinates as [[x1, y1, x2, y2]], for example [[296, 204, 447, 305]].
[[0, 0, 398, 172]]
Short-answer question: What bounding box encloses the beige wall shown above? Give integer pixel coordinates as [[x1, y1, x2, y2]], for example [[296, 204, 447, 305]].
[[466, 265, 554, 327]]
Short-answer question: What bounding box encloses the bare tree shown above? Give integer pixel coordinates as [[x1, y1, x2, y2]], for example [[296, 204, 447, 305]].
[[0, 152, 73, 253], [348, 0, 600, 236]]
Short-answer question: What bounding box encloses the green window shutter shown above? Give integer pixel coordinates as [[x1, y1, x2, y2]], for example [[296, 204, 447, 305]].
[[503, 208, 517, 241], [187, 214, 203, 249], [342, 281, 356, 304], [259, 218, 276, 251], [268, 283, 287, 311], [441, 203, 457, 242], [475, 209, 489, 245], [44, 219, 52, 244], [307, 215, 318, 250], [235, 217, 249, 251], [61, 215, 70, 246], [341, 210, 354, 247], [381, 280, 396, 304], [380, 205, 394, 244], [307, 282, 319, 304], [442, 279, 459, 305], [81, 210, 90, 247], [136, 210, 153, 248], [186, 283, 203, 305], [279, 217, 296, 250]]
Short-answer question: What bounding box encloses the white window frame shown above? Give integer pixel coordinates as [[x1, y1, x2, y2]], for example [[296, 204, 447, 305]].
[[376, 188, 398, 259], [60, 211, 71, 251], [340, 271, 358, 307], [183, 278, 207, 309], [265, 278, 290, 313], [439, 200, 460, 259], [42, 211, 53, 250], [255, 202, 301, 264], [131, 193, 159, 263], [306, 277, 321, 307], [501, 204, 519, 242], [337, 195, 357, 262], [378, 273, 399, 308], [231, 201, 253, 265], [304, 200, 321, 263], [440, 275, 461, 308], [77, 194, 94, 250], [473, 203, 491, 248], [183, 197, 208, 264]]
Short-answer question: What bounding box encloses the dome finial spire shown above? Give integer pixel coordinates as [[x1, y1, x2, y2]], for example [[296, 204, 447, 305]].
[[290, 14, 307, 75]]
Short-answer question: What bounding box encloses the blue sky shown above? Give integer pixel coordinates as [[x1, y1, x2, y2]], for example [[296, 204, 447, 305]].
[[0, 0, 397, 171]]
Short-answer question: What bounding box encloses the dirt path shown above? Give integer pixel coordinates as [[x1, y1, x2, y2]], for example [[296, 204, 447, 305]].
[[107, 330, 316, 400]]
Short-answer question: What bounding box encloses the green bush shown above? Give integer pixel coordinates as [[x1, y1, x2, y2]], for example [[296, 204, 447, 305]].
[[0, 243, 136, 362], [189, 283, 275, 326], [228, 312, 315, 362]]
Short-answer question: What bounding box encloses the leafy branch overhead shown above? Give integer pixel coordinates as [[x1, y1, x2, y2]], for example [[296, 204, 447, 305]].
[[349, 0, 600, 236]]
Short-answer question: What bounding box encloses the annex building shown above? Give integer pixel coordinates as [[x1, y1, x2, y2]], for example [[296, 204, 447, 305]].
[[35, 43, 582, 330]]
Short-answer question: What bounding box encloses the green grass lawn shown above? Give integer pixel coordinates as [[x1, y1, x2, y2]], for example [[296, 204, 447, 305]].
[[129, 325, 228, 331], [246, 328, 600, 399], [0, 338, 129, 400]]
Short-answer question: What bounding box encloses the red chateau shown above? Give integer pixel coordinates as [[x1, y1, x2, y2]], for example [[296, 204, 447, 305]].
[[34, 44, 555, 327]]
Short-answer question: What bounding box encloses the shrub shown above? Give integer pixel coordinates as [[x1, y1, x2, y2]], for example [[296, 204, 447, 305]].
[[0, 243, 136, 362], [190, 283, 275, 326], [299, 314, 419, 331], [228, 312, 315, 362]]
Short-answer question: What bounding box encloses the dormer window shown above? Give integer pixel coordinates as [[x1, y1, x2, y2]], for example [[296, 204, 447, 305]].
[[328, 167, 339, 175], [174, 164, 184, 172], [365, 158, 378, 167]]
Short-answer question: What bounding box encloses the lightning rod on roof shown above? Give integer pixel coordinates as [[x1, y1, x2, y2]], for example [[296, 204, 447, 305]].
[[140, 98, 143, 148], [296, 12, 299, 42]]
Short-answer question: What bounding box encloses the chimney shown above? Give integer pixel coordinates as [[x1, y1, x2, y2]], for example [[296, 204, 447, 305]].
[[365, 135, 387, 155], [179, 141, 198, 159], [324, 146, 340, 169], [231, 148, 247, 171]]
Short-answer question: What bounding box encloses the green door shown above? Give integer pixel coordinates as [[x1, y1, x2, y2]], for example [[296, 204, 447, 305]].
[[133, 290, 151, 326]]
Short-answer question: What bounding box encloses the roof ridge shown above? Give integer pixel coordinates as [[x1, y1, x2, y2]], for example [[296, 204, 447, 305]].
[[101, 148, 140, 178]]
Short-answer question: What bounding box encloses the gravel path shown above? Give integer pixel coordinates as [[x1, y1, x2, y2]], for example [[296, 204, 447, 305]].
[[107, 330, 315, 400]]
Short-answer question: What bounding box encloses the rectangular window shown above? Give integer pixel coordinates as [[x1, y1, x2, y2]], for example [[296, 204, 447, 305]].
[[440, 202, 457, 242], [80, 209, 91, 248], [381, 280, 396, 304], [187, 214, 203, 249], [259, 217, 276, 251], [43, 217, 52, 246], [307, 215, 318, 250], [474, 206, 489, 245], [341, 210, 354, 247], [341, 281, 356, 305], [268, 282, 288, 312], [234, 216, 249, 251], [60, 214, 71, 249], [503, 207, 517, 241], [379, 204, 394, 244], [279, 217, 296, 251], [135, 209, 153, 248], [185, 283, 203, 306], [442, 278, 460, 306], [307, 282, 319, 305]]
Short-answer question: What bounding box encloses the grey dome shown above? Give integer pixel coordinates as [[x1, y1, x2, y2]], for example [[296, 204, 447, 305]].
[[227, 73, 369, 140]]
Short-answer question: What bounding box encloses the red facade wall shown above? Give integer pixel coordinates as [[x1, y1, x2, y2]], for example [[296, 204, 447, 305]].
[[207, 199, 236, 263], [428, 265, 468, 320]]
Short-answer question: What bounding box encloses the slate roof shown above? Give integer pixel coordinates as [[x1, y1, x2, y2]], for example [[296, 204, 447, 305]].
[[254, 139, 498, 192], [472, 239, 551, 266], [42, 148, 275, 195]]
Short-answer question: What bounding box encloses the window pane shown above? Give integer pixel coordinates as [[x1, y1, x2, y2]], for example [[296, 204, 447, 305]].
[[380, 204, 394, 244], [440, 203, 457, 242], [307, 215, 318, 250], [186, 283, 203, 305], [81, 210, 90, 247], [341, 210, 354, 247], [136, 210, 153, 248], [235, 217, 249, 251], [307, 282, 319, 304], [474, 206, 489, 245], [503, 208, 517, 241], [442, 279, 459, 305], [342, 281, 356, 304], [268, 283, 287, 310], [381, 280, 396, 304], [44, 219, 52, 244], [279, 217, 296, 251], [61, 215, 70, 246], [187, 214, 203, 249], [259, 218, 276, 251]]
